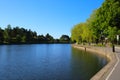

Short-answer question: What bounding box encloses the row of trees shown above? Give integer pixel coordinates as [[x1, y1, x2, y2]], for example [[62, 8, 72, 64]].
[[71, 23, 95, 44], [71, 0, 120, 45], [0, 25, 71, 44]]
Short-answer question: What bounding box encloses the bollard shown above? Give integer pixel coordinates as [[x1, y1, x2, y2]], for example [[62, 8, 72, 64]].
[[85, 47, 86, 51], [112, 45, 115, 52]]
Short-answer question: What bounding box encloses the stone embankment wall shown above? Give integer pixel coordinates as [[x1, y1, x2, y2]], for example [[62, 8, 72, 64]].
[[72, 44, 117, 80]]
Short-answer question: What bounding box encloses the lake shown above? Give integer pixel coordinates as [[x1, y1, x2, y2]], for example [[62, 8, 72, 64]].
[[0, 44, 107, 80]]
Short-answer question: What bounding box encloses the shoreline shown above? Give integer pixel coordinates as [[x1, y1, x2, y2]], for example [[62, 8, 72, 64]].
[[72, 44, 118, 80]]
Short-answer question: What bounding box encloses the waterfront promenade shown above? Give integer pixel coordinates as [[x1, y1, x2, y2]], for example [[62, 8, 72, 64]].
[[86, 46, 120, 80], [72, 44, 120, 80], [106, 46, 120, 80]]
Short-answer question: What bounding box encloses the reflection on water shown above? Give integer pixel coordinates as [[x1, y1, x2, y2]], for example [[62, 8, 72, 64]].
[[71, 48, 107, 80], [0, 44, 107, 80]]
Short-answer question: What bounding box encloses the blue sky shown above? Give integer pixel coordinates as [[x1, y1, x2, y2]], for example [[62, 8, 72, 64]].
[[0, 0, 104, 38]]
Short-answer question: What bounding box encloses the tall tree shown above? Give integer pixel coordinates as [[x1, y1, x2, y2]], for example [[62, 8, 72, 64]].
[[45, 33, 54, 43], [89, 0, 120, 41], [71, 23, 95, 44], [71, 23, 83, 43], [107, 27, 117, 43], [60, 35, 70, 43], [0, 27, 4, 43]]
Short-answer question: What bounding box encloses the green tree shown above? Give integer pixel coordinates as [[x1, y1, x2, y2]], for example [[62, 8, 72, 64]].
[[60, 35, 70, 43], [71, 23, 95, 44], [3, 29, 9, 43], [71, 23, 83, 44], [107, 27, 117, 43], [45, 33, 54, 43], [88, 0, 120, 43], [0, 27, 4, 43], [38, 35, 46, 43]]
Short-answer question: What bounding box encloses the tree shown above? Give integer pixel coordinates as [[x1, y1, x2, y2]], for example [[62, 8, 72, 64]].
[[0, 27, 4, 43], [45, 33, 54, 43], [87, 10, 98, 43], [107, 26, 118, 52], [71, 0, 120, 45], [38, 35, 46, 43], [71, 23, 95, 44], [89, 0, 120, 43], [107, 27, 117, 43], [71, 23, 83, 44], [0, 24, 71, 44], [81, 23, 95, 44], [3, 28, 9, 43], [60, 35, 70, 43]]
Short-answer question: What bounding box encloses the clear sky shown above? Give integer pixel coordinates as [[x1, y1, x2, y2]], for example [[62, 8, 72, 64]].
[[0, 0, 104, 39]]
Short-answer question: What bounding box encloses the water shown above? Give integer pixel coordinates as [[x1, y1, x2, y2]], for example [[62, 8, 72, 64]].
[[0, 44, 107, 80]]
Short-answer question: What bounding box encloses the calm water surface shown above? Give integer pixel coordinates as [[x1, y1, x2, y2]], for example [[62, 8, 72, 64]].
[[0, 44, 107, 80]]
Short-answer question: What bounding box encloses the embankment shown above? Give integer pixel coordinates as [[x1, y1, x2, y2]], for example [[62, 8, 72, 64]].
[[72, 44, 118, 80]]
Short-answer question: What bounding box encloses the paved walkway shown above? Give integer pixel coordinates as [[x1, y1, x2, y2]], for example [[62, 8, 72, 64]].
[[106, 47, 120, 80], [73, 44, 120, 80]]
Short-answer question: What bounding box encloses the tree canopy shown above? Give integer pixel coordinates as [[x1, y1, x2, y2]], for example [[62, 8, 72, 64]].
[[0, 25, 71, 44], [71, 0, 120, 44], [59, 35, 70, 43]]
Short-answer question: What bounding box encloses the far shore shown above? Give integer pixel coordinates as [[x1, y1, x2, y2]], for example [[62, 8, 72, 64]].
[[0, 43, 71, 45], [72, 44, 118, 80]]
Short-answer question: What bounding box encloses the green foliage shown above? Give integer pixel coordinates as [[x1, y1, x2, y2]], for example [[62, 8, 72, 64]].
[[59, 35, 70, 43], [3, 28, 9, 43], [71, 23, 95, 44], [0, 25, 71, 44], [71, 0, 120, 44], [0, 28, 4, 43], [90, 0, 120, 40], [45, 33, 54, 43], [107, 27, 117, 42], [71, 23, 83, 43]]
